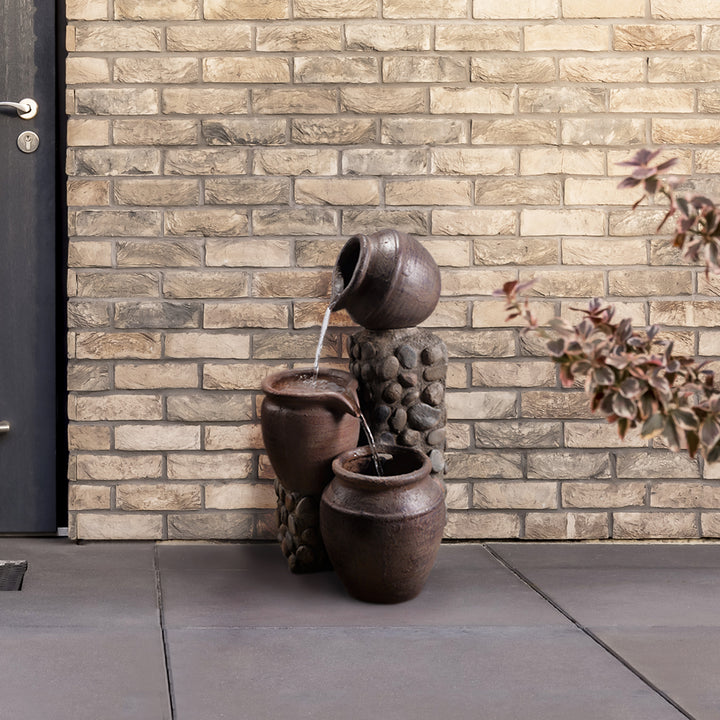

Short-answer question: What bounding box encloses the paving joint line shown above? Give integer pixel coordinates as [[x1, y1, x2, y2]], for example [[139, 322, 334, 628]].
[[483, 544, 696, 720], [154, 544, 176, 720]]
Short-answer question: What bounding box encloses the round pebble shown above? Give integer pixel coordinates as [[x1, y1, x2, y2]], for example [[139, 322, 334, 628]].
[[379, 355, 400, 380], [360, 342, 376, 361], [399, 428, 422, 446], [389, 407, 407, 432], [422, 381, 444, 406], [427, 428, 446, 447], [373, 404, 392, 424], [407, 402, 441, 431], [421, 344, 443, 366], [402, 388, 420, 406], [430, 449, 446, 473], [396, 344, 418, 369], [382, 382, 403, 403], [398, 371, 418, 388]]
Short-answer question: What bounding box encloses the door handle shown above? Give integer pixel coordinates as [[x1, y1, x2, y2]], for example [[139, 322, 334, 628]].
[[0, 421, 9, 433], [0, 98, 38, 119]]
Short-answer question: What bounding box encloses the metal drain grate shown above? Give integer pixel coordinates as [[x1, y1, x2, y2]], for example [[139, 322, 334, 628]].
[[0, 561, 28, 591]]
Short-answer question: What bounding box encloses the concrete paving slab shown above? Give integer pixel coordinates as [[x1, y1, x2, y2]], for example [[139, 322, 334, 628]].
[[0, 627, 171, 720], [157, 543, 569, 628], [166, 626, 687, 720], [0, 538, 160, 628]]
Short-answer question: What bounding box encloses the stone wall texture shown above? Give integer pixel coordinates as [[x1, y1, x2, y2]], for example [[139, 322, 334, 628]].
[[66, 0, 720, 540]]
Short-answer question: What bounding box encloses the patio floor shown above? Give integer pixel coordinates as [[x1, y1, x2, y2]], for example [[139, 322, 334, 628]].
[[1, 538, 717, 720]]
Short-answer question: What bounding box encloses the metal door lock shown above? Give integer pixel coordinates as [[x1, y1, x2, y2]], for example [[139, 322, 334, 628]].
[[0, 421, 10, 434], [17, 130, 39, 153]]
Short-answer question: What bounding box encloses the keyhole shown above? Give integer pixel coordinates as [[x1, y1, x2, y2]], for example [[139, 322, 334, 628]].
[[24, 135, 32, 150]]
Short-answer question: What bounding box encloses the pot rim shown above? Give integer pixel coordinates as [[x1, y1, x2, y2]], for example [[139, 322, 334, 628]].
[[330, 234, 371, 311], [332, 445, 431, 489], [261, 367, 358, 399]]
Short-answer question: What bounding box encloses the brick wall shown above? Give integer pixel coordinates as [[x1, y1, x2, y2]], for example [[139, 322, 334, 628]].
[[66, 0, 720, 540]]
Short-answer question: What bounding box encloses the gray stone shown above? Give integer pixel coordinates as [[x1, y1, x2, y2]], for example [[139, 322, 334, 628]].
[[408, 403, 441, 431]]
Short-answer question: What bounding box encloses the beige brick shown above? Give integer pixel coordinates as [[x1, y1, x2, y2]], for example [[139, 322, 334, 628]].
[[440, 268, 515, 296], [433, 208, 517, 236], [293, 301, 354, 328], [76, 453, 163, 480], [203, 362, 283, 390], [435, 24, 521, 50], [609, 269, 692, 297], [75, 271, 159, 297], [474, 237, 557, 267], [165, 148, 249, 176], [115, 57, 198, 84], [66, 57, 110, 84], [167, 511, 255, 540], [75, 332, 161, 359], [650, 300, 717, 327], [69, 484, 112, 510], [165, 209, 249, 237], [431, 147, 515, 175], [445, 483, 471, 510], [382, 118, 468, 146], [116, 240, 203, 268], [252, 332, 339, 360], [614, 23, 697, 51], [565, 177, 644, 206], [472, 119, 558, 145], [115, 362, 199, 389], [115, 0, 200, 19], [653, 0, 720, 19], [476, 178, 561, 205], [650, 481, 710, 508], [616, 451, 700, 479], [519, 87, 605, 114], [522, 391, 594, 419], [704, 24, 720, 51], [702, 513, 720, 537], [257, 24, 342, 51], [295, 56, 378, 83], [167, 452, 253, 480], [475, 420, 561, 449], [115, 179, 199, 207], [254, 148, 337, 176], [163, 271, 249, 298], [609, 208, 668, 237], [699, 89, 720, 113], [421, 301, 468, 328], [472, 299, 557, 328], [203, 57, 290, 83], [473, 0, 557, 18], [528, 451, 610, 480], [653, 119, 720, 145], [115, 424, 201, 451], [73, 209, 161, 237], [292, 118, 375, 144], [474, 481, 556, 509], [68, 301, 111, 328], [204, 0, 288, 18], [252, 208, 337, 236], [162, 88, 249, 115], [384, 0, 466, 17], [471, 56, 555, 83], [525, 24, 609, 51], [113, 119, 198, 146], [68, 425, 112, 451], [67, 118, 110, 147], [563, 481, 646, 508], [520, 148, 605, 176], [67, 0, 108, 19], [387, 179, 472, 206], [69, 148, 161, 176], [342, 209, 429, 236], [346, 23, 431, 51], [205, 483, 276, 509], [446, 451, 523, 479], [444, 511, 521, 539], [293, 0, 375, 18], [613, 512, 699, 539], [204, 302, 288, 329], [75, 23, 162, 51], [254, 88, 338, 115], [67, 362, 112, 391], [521, 209, 604, 237], [72, 394, 163, 421], [164, 332, 250, 359], [650, 57, 720, 83], [563, 0, 644, 16], [166, 23, 251, 50], [75, 513, 163, 540], [446, 391, 516, 420], [340, 87, 425, 114], [561, 118, 645, 146], [67, 180, 110, 207], [167, 393, 254, 422], [563, 238, 646, 265], [446, 424, 473, 450], [430, 87, 514, 115], [117, 483, 202, 511], [609, 87, 694, 113], [68, 240, 113, 268], [525, 512, 609, 540], [295, 178, 380, 206], [205, 424, 264, 450], [561, 57, 644, 82], [384, 56, 466, 83], [472, 360, 555, 388], [439, 328, 515, 356], [205, 238, 291, 267]]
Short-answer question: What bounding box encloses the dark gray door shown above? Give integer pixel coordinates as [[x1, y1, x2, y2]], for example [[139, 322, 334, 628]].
[[0, 0, 57, 532]]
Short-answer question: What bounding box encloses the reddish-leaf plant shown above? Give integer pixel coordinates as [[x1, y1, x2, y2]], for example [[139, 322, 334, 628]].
[[496, 149, 720, 462]]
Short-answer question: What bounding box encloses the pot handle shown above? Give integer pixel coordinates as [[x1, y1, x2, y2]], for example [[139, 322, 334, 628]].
[[324, 391, 360, 417]]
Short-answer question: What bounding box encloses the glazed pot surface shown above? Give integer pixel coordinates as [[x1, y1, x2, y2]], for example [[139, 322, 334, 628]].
[[261, 368, 361, 496], [320, 445, 446, 603]]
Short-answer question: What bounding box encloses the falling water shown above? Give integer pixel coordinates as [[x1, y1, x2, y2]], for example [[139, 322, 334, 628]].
[[358, 411, 384, 477], [313, 305, 333, 381]]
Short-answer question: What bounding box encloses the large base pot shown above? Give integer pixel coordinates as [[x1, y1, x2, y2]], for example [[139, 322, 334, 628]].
[[319, 445, 446, 604]]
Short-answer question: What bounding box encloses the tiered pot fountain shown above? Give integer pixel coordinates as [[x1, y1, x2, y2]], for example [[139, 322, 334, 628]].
[[261, 229, 447, 602]]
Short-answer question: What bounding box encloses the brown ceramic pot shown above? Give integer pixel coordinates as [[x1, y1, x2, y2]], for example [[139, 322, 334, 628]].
[[319, 445, 446, 603], [261, 368, 361, 496], [331, 229, 441, 330]]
